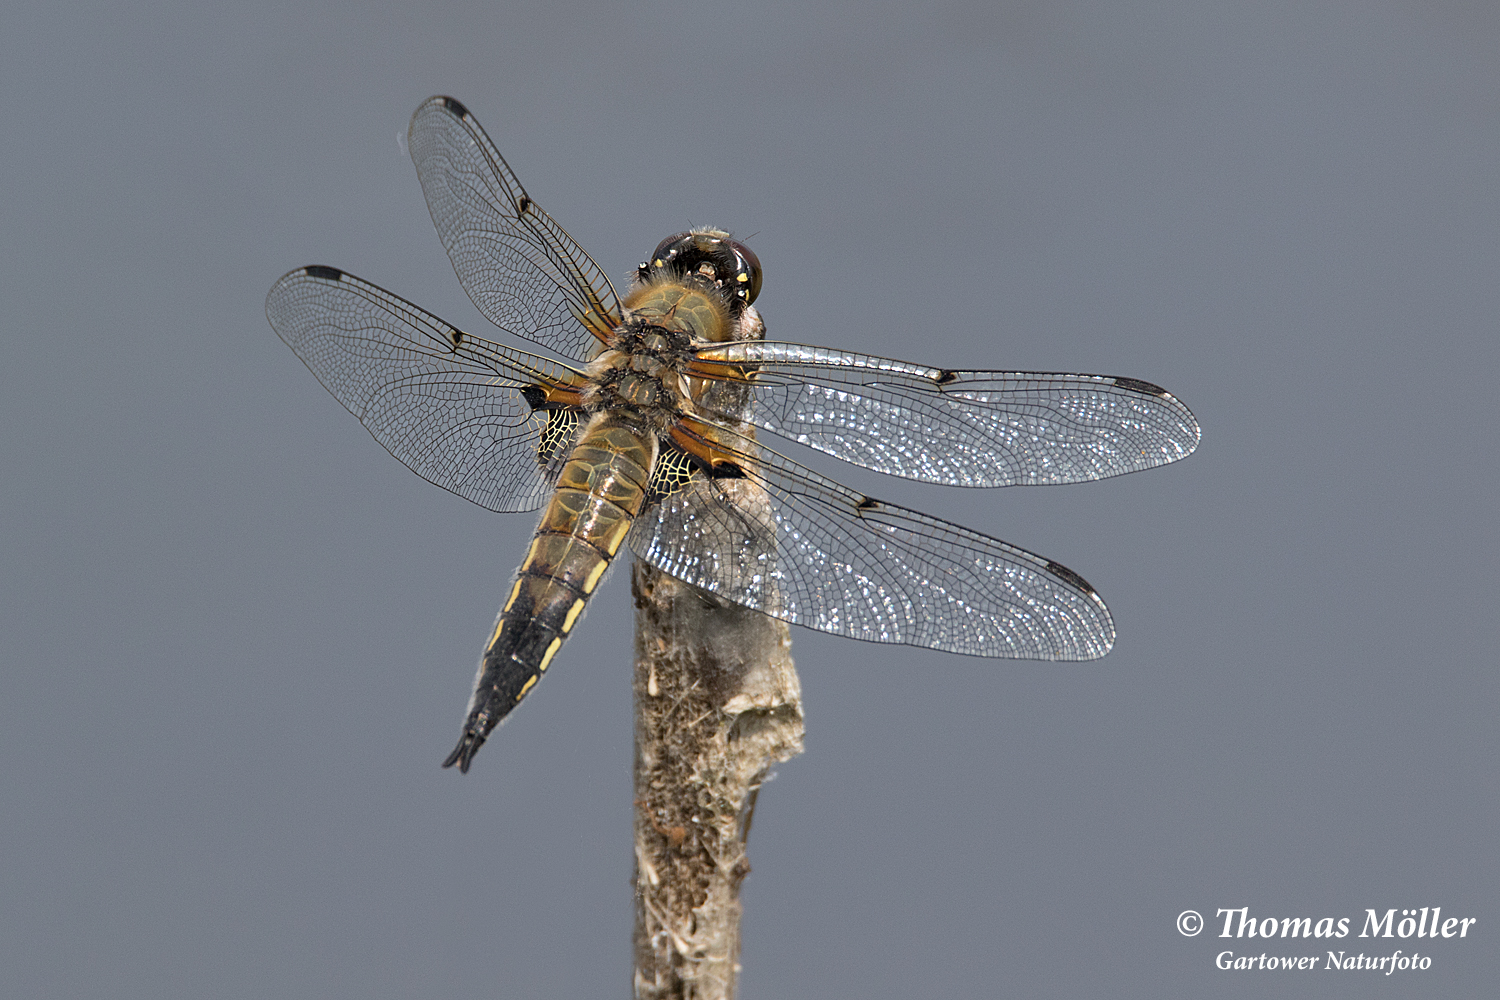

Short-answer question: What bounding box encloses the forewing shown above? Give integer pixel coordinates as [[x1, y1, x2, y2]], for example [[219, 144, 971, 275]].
[[406, 96, 622, 361], [628, 424, 1115, 660], [266, 266, 586, 513], [692, 342, 1200, 487]]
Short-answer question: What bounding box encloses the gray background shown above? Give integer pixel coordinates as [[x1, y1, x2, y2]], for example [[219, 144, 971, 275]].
[[4, 1, 1496, 996]]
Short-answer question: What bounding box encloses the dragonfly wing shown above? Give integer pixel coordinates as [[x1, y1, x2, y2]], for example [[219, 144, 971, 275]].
[[692, 342, 1200, 487], [628, 425, 1115, 660], [266, 266, 586, 513], [406, 96, 622, 361]]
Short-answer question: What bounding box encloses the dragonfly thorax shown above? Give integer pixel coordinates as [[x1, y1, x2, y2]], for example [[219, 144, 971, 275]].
[[583, 315, 696, 428], [622, 281, 733, 344]]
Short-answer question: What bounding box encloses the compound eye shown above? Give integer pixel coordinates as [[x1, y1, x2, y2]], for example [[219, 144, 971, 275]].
[[641, 230, 761, 309], [726, 239, 762, 305], [649, 232, 695, 268]]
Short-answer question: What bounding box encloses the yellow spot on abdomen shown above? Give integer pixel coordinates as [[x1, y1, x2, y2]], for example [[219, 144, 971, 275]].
[[597, 516, 632, 556], [583, 559, 608, 594], [539, 637, 562, 673], [517, 674, 539, 700], [502, 578, 524, 613], [562, 598, 586, 634]]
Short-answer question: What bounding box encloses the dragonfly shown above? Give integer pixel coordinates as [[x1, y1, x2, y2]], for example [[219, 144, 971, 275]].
[[266, 96, 1200, 773]]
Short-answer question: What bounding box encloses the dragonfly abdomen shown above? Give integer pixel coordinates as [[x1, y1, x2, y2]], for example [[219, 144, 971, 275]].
[[442, 416, 656, 772]]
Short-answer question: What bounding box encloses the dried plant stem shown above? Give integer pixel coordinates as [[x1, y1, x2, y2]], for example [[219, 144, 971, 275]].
[[630, 561, 803, 1000]]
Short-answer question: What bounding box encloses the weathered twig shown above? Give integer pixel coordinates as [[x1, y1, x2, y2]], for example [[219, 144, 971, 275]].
[[631, 560, 803, 999]]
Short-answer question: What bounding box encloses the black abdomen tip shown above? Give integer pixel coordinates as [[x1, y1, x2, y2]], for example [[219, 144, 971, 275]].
[[442, 730, 485, 773]]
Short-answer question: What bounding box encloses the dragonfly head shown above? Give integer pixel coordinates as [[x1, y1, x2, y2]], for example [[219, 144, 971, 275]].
[[638, 228, 762, 312]]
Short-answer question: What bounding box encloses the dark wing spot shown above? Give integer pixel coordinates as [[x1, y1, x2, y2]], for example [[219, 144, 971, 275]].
[[450, 330, 465, 349], [710, 462, 746, 480], [1112, 376, 1168, 397], [517, 195, 532, 215], [1045, 560, 1096, 595], [520, 385, 548, 411], [304, 265, 343, 281], [855, 496, 881, 511], [933, 369, 957, 386], [647, 447, 699, 501], [536, 409, 580, 471], [441, 96, 470, 118]]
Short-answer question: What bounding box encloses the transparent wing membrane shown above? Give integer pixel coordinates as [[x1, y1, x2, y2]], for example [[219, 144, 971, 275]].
[[629, 422, 1116, 660], [693, 342, 1201, 487], [407, 96, 622, 361], [266, 266, 585, 513]]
